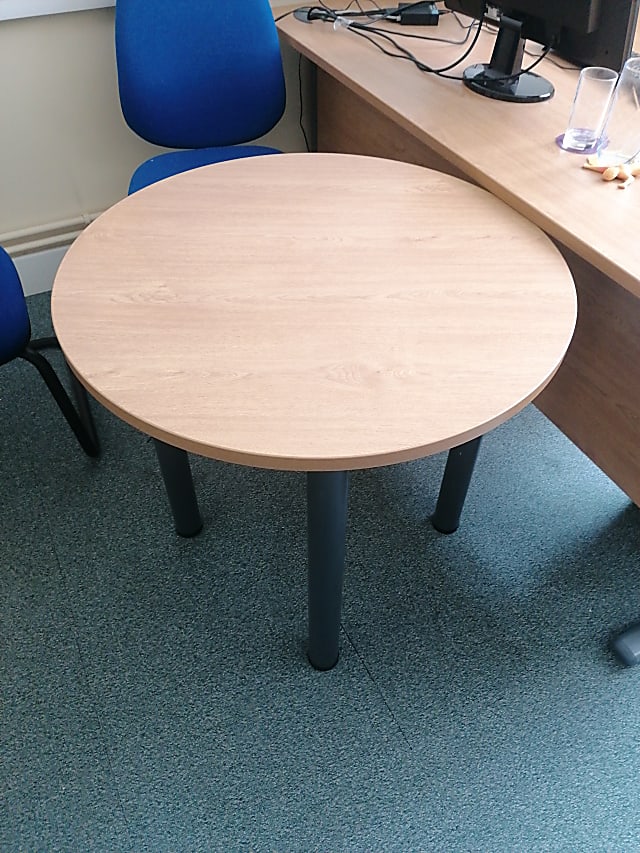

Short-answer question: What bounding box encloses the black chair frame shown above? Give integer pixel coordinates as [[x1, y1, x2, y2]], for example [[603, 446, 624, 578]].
[[17, 334, 100, 458]]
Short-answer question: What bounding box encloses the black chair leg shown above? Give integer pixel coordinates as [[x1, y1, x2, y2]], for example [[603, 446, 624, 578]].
[[19, 338, 100, 458]]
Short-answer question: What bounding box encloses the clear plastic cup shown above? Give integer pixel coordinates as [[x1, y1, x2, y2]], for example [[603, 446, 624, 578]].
[[598, 56, 640, 165], [559, 66, 619, 153]]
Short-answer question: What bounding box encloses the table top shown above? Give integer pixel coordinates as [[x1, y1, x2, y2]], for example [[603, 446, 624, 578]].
[[277, 9, 640, 296], [51, 152, 576, 471]]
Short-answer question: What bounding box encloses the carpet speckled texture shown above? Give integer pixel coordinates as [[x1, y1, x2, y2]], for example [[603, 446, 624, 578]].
[[3, 292, 640, 852]]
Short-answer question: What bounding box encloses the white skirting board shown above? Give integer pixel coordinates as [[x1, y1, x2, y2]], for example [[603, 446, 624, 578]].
[[15, 245, 69, 296]]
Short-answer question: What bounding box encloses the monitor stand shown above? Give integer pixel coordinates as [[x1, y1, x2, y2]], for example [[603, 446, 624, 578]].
[[463, 14, 554, 103]]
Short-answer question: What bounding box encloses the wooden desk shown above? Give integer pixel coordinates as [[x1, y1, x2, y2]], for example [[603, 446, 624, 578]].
[[278, 9, 640, 504], [51, 153, 575, 668]]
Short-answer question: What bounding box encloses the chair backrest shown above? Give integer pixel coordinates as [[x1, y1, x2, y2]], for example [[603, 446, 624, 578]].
[[115, 0, 286, 150], [0, 246, 31, 366]]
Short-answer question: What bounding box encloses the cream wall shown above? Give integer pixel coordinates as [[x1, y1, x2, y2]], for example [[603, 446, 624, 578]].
[[0, 2, 312, 268]]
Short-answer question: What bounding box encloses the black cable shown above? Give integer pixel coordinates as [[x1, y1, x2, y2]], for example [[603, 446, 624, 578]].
[[333, 0, 388, 14], [515, 44, 552, 75], [324, 12, 485, 76], [317, 2, 399, 18], [303, 5, 555, 84], [539, 51, 579, 71], [346, 16, 476, 45], [342, 0, 475, 45], [297, 53, 312, 151], [314, 0, 452, 25], [274, 8, 295, 21], [441, 42, 553, 82], [321, 0, 435, 18], [311, 2, 389, 20]]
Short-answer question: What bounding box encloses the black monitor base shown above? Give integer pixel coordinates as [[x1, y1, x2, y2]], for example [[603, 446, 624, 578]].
[[462, 64, 555, 102]]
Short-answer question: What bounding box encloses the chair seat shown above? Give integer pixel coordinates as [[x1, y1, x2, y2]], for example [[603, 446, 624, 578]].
[[128, 145, 281, 194]]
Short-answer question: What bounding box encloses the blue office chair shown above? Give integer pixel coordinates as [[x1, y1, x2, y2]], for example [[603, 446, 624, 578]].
[[0, 246, 99, 457], [114, 0, 287, 194]]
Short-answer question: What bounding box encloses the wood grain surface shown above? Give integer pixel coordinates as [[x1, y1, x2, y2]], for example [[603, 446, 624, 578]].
[[278, 10, 640, 297], [51, 153, 576, 470]]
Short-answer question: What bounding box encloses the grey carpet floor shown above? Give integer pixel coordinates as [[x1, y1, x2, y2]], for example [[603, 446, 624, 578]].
[[3, 292, 640, 852]]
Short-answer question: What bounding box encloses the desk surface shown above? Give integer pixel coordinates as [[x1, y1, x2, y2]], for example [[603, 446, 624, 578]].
[[51, 153, 575, 471], [278, 9, 640, 296]]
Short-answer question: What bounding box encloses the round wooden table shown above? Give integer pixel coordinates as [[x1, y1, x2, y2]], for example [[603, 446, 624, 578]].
[[52, 153, 577, 670]]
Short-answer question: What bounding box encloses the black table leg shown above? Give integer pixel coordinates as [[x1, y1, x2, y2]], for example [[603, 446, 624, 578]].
[[307, 470, 350, 670], [153, 439, 203, 537], [431, 436, 482, 534]]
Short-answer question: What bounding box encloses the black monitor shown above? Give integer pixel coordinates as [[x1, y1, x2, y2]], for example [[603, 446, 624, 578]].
[[444, 0, 639, 103], [557, 0, 639, 70]]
